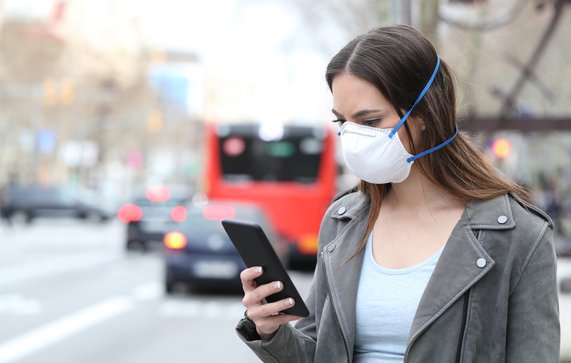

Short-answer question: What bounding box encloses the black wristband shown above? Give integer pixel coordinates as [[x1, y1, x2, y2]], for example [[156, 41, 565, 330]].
[[243, 310, 256, 328], [238, 311, 261, 341]]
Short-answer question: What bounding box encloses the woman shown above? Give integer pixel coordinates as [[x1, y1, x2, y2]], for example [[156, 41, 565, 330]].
[[237, 25, 559, 362]]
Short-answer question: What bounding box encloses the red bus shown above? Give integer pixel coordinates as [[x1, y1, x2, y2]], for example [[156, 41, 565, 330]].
[[204, 122, 337, 266]]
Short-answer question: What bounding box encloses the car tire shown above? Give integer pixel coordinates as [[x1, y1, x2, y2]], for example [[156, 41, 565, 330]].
[[165, 279, 177, 294], [165, 270, 178, 295], [126, 240, 143, 251]]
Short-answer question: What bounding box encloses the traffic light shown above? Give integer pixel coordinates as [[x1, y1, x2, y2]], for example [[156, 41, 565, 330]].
[[491, 137, 511, 159]]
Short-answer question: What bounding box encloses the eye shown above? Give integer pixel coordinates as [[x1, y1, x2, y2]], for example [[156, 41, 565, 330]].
[[331, 119, 346, 126], [361, 118, 381, 127]]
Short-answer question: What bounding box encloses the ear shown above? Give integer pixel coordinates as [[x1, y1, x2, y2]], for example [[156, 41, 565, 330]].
[[419, 119, 426, 131]]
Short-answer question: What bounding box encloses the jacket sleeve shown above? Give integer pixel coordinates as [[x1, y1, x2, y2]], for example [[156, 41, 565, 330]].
[[506, 223, 560, 362], [235, 266, 321, 363], [234, 199, 343, 362]]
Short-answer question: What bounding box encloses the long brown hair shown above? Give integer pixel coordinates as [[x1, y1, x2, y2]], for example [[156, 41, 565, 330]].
[[326, 25, 531, 251]]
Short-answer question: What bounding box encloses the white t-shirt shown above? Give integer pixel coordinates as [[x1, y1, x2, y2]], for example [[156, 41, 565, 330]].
[[354, 234, 444, 363]]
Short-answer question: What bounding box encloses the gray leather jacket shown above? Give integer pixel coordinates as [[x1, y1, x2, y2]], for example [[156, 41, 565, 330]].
[[237, 192, 560, 362]]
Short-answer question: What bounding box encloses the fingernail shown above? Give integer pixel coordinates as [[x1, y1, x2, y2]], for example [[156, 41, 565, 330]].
[[257, 267, 263, 274], [285, 298, 294, 306], [274, 281, 282, 289]]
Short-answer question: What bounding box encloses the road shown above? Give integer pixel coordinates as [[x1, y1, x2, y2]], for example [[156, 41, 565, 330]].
[[0, 219, 570, 363], [0, 219, 313, 363]]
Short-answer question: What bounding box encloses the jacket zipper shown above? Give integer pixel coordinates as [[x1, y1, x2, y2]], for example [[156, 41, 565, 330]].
[[455, 290, 470, 363], [455, 230, 479, 363], [321, 250, 350, 363]]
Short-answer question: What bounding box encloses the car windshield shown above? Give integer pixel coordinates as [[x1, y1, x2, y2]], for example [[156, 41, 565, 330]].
[[178, 206, 267, 235], [9, 186, 73, 203]]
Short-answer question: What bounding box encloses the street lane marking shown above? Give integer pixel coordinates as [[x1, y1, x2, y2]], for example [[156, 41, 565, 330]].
[[0, 296, 132, 363]]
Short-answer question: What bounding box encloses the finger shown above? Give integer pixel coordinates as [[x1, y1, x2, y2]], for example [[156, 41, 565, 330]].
[[240, 266, 263, 293], [246, 297, 294, 320], [243, 280, 284, 307]]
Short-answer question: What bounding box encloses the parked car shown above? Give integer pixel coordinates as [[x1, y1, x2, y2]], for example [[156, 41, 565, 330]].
[[118, 187, 192, 251], [162, 201, 288, 293], [0, 184, 112, 224]]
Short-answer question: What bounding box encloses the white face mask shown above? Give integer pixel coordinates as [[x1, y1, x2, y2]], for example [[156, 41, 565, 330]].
[[339, 122, 414, 184], [337, 56, 458, 184]]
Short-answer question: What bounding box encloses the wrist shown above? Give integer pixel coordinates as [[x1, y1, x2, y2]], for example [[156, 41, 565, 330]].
[[258, 330, 277, 342]]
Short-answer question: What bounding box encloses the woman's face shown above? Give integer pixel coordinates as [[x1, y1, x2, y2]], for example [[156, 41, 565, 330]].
[[331, 72, 423, 153]]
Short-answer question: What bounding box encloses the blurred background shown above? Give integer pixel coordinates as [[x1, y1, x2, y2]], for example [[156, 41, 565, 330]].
[[0, 0, 570, 362]]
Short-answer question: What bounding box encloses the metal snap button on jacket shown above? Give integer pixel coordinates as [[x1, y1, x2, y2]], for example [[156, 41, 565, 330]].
[[337, 206, 346, 215], [497, 215, 508, 224], [476, 258, 487, 268]]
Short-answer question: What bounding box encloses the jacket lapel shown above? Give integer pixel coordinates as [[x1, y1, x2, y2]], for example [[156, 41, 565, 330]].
[[407, 194, 515, 347], [322, 195, 369, 355]]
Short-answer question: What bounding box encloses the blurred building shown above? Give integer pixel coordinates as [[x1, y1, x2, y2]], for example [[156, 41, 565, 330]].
[[0, 0, 207, 205]]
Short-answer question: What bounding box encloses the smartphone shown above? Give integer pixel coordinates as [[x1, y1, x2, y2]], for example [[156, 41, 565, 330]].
[[221, 219, 310, 317]]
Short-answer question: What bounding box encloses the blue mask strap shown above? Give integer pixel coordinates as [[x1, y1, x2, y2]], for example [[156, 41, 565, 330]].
[[389, 56, 441, 139], [406, 126, 458, 163]]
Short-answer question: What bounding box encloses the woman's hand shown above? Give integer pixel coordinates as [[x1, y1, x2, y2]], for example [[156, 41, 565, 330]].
[[240, 266, 301, 341]]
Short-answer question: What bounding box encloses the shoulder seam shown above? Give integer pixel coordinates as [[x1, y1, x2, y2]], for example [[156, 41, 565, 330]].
[[508, 192, 554, 228], [520, 221, 550, 274], [509, 222, 549, 296], [509, 221, 550, 296]]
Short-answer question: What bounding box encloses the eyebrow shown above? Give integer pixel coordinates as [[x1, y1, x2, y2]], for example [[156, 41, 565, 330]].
[[331, 108, 384, 119]]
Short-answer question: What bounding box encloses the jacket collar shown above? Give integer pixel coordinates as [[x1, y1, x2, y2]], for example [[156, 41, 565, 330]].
[[465, 194, 515, 230], [330, 192, 369, 221], [332, 192, 517, 229]]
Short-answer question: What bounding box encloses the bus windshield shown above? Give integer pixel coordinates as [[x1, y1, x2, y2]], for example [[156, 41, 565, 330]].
[[220, 136, 323, 184], [218, 128, 325, 184]]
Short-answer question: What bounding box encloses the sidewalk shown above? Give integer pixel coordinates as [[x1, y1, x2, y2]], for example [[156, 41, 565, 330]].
[[559, 258, 571, 361]]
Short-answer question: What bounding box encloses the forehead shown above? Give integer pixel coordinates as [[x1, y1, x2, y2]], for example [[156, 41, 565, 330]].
[[331, 73, 391, 114]]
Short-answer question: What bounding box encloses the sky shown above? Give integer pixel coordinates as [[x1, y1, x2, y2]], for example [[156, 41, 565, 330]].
[[135, 0, 340, 123]]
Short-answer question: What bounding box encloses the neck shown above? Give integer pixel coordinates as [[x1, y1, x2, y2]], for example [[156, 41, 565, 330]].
[[383, 166, 462, 211]]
